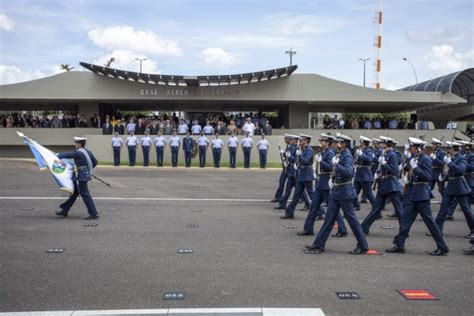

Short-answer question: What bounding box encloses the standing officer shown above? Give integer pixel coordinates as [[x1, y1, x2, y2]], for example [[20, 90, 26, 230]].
[[111, 132, 123, 166], [169, 131, 180, 167], [154, 130, 166, 167], [241, 132, 254, 168], [386, 137, 449, 256], [227, 132, 239, 168], [435, 141, 474, 237], [298, 133, 347, 237], [429, 138, 446, 191], [281, 134, 314, 219], [56, 137, 99, 220], [271, 134, 290, 202], [197, 131, 210, 168], [361, 136, 405, 235], [211, 133, 224, 168], [182, 132, 194, 167], [305, 134, 369, 254], [140, 130, 152, 167], [257, 134, 270, 169], [125, 131, 138, 167], [353, 136, 376, 210]]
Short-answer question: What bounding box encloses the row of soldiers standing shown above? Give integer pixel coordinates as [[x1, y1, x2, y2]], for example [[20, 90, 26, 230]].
[[110, 130, 270, 168], [271, 133, 474, 255]]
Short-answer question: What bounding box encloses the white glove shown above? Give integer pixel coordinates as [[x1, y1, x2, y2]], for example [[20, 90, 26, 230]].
[[379, 156, 387, 165], [444, 156, 451, 164], [285, 151, 291, 158], [356, 149, 363, 156], [316, 154, 322, 162], [328, 180, 334, 189], [398, 164, 403, 172], [409, 159, 418, 169], [374, 173, 381, 180], [404, 150, 411, 158], [332, 156, 339, 165], [296, 149, 302, 156], [401, 175, 409, 186], [430, 153, 436, 159], [280, 149, 285, 154], [438, 174, 444, 182]]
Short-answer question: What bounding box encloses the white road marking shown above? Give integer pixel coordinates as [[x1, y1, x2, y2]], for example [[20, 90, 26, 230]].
[[0, 196, 271, 202], [0, 308, 325, 316]]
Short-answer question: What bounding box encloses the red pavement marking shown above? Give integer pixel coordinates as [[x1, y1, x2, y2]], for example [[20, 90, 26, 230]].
[[397, 289, 439, 300], [365, 249, 382, 255]]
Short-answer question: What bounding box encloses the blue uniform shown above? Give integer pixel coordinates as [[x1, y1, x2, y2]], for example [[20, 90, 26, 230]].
[[57, 149, 99, 217], [393, 153, 449, 251], [279, 144, 310, 208], [361, 148, 404, 234], [304, 147, 347, 234], [354, 147, 375, 208], [274, 145, 289, 200], [311, 148, 369, 251], [435, 152, 474, 234], [285, 146, 315, 217], [183, 137, 194, 167], [430, 148, 446, 191]]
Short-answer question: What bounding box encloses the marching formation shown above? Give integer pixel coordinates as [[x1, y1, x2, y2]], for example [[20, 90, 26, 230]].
[[271, 133, 474, 256]]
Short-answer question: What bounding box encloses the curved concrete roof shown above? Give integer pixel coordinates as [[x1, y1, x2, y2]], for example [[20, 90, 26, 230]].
[[0, 70, 465, 112]]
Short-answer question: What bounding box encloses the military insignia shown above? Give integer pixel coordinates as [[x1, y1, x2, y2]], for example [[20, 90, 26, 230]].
[[51, 160, 67, 174]]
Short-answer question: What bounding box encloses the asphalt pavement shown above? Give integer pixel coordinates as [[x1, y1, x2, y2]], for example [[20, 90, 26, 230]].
[[0, 160, 473, 315]]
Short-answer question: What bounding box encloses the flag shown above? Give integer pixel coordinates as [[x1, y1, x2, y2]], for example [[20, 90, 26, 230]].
[[17, 131, 75, 193]]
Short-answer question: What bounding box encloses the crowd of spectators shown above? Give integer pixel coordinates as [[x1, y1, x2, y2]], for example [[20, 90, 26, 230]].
[[322, 114, 430, 130], [106, 113, 273, 136], [1, 113, 95, 128]]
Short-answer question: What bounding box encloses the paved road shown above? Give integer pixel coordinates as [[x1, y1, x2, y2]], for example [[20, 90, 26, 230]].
[[0, 160, 473, 315]]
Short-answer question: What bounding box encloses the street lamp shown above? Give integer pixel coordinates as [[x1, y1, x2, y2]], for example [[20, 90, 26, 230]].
[[403, 57, 418, 84], [285, 48, 297, 66], [358, 58, 370, 87], [135, 58, 147, 73]]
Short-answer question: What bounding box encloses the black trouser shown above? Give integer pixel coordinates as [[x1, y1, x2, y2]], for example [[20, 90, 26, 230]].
[[60, 181, 98, 217]]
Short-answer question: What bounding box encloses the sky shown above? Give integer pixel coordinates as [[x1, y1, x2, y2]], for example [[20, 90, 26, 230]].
[[0, 0, 472, 89]]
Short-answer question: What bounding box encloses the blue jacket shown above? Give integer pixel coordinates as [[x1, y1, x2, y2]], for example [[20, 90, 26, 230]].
[[378, 149, 402, 194], [408, 153, 432, 201], [316, 147, 334, 191], [446, 152, 471, 196], [355, 147, 374, 182], [431, 148, 446, 180], [330, 148, 356, 201], [57, 149, 98, 182], [465, 152, 474, 188], [183, 137, 194, 152], [286, 144, 298, 178], [296, 146, 314, 182]]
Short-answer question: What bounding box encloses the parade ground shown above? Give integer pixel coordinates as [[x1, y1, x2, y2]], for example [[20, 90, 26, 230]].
[[0, 159, 473, 315]]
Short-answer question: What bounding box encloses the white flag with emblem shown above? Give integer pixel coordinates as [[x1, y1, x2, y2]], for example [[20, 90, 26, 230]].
[[17, 131, 75, 193]]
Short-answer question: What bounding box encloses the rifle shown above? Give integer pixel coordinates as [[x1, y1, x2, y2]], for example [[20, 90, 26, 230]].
[[277, 143, 287, 170]]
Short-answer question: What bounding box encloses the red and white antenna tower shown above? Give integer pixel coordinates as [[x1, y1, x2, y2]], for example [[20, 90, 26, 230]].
[[373, 0, 383, 89]]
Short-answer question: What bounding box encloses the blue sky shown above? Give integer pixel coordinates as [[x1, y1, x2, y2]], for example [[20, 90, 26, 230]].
[[0, 0, 472, 89]]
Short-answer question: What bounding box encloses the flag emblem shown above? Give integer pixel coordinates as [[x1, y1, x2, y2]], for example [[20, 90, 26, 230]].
[[52, 160, 67, 174]]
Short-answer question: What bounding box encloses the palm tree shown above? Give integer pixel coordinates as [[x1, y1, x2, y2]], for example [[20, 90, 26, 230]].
[[60, 64, 74, 71]]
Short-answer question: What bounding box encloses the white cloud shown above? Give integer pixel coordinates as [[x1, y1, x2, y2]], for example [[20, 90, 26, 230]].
[[0, 13, 14, 31], [405, 28, 472, 43], [0, 65, 46, 84], [425, 45, 473, 74], [265, 14, 346, 35], [202, 48, 236, 67], [88, 25, 182, 56], [92, 49, 160, 73]]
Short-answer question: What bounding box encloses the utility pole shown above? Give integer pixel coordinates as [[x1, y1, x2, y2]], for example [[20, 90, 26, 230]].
[[285, 48, 297, 66], [358, 58, 370, 87], [135, 58, 147, 73]]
